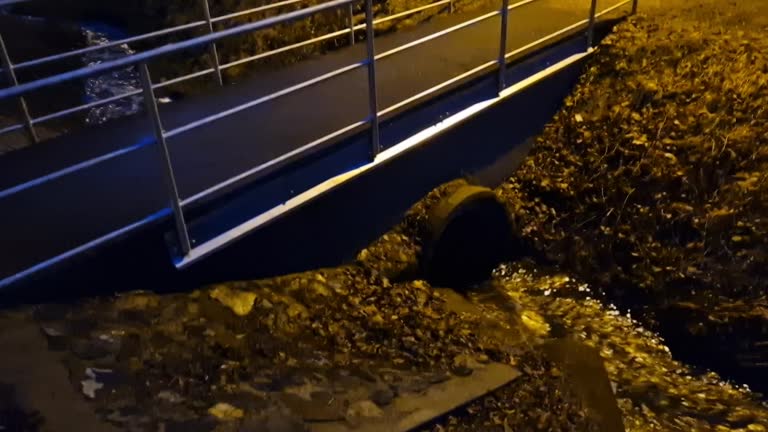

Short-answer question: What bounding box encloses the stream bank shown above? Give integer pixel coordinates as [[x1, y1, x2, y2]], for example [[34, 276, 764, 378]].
[[495, 0, 768, 394]]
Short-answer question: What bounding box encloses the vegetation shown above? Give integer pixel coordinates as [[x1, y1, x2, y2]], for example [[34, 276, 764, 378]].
[[497, 0, 768, 386]]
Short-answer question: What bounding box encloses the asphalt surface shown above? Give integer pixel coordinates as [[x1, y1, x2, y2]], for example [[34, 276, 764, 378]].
[[0, 0, 627, 281]]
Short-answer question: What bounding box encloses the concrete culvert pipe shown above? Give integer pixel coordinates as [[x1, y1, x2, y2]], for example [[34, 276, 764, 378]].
[[423, 185, 516, 290]]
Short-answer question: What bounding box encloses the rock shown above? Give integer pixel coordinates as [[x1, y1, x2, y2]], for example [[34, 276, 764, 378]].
[[451, 354, 477, 377], [370, 386, 395, 406], [209, 286, 257, 316], [286, 303, 309, 320], [345, 400, 384, 426], [115, 293, 160, 311], [80, 368, 112, 399], [158, 391, 184, 404], [208, 402, 245, 421], [520, 310, 550, 337]]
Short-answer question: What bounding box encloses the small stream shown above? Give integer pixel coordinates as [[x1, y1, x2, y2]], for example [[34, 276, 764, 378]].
[[79, 22, 143, 125], [468, 261, 768, 431]]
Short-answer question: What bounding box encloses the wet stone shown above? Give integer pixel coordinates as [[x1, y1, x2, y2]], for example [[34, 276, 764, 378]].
[[370, 385, 395, 406], [450, 354, 477, 377], [345, 400, 384, 427]]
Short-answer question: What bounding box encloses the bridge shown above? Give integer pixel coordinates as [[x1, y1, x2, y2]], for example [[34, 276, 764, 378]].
[[0, 0, 635, 298]]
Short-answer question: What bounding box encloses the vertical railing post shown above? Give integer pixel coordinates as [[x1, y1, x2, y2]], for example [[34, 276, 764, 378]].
[[0, 34, 38, 144], [631, 0, 638, 15], [139, 63, 193, 256], [364, 0, 380, 158], [587, 0, 598, 49], [201, 0, 224, 86], [497, 0, 510, 93], [347, 3, 356, 45], [449, 0, 454, 14]]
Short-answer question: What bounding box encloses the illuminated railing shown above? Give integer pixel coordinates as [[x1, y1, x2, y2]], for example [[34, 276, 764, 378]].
[[0, 0, 637, 265], [0, 0, 457, 141]]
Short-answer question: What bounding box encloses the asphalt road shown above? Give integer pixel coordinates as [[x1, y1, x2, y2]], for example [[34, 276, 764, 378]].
[[0, 0, 627, 281]]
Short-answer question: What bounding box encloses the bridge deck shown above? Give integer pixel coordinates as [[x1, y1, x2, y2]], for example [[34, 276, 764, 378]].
[[0, 1, 621, 284]]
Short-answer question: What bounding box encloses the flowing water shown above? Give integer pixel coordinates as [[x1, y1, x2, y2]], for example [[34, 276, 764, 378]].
[[79, 23, 142, 125], [466, 261, 768, 431]]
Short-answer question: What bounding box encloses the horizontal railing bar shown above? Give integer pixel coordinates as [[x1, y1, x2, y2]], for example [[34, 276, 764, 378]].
[[0, 138, 153, 201], [0, 122, 23, 136], [181, 118, 368, 207], [4, 67, 214, 128], [0, 0, 356, 102], [376, 9, 500, 61], [372, 0, 538, 63], [13, 20, 208, 71], [6, 0, 312, 71], [507, 0, 538, 12], [505, 19, 589, 60], [221, 27, 351, 69], [220, 0, 452, 70], [213, 0, 307, 22], [379, 60, 497, 116], [24, 0, 551, 123], [153, 67, 216, 89], [165, 60, 365, 138], [596, 0, 632, 17], [372, 0, 451, 25], [0, 208, 171, 290], [33, 89, 143, 124], [5, 0, 449, 76], [0, 0, 597, 196]]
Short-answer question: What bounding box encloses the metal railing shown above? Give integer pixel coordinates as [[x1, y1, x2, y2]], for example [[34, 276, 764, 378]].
[[0, 0, 456, 142], [0, 0, 637, 260]]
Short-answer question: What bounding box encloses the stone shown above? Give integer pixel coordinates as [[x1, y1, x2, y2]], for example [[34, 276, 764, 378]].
[[370, 385, 395, 406], [286, 303, 309, 320], [115, 293, 160, 311], [451, 355, 476, 377], [209, 286, 257, 316], [80, 368, 112, 399], [345, 400, 384, 427], [157, 391, 184, 404], [208, 402, 245, 421]]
